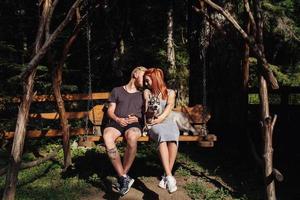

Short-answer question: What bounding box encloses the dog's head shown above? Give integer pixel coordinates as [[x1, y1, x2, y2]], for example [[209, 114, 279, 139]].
[[146, 96, 161, 118]]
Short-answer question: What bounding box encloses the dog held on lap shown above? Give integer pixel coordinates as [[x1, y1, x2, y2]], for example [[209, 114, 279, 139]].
[[144, 96, 199, 136]]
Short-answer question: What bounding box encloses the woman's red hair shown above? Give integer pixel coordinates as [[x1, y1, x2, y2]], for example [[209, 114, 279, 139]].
[[144, 68, 168, 100]]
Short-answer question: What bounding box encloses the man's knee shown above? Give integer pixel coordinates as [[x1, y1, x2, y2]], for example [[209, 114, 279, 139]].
[[103, 132, 112, 143], [103, 130, 117, 147], [125, 129, 140, 148]]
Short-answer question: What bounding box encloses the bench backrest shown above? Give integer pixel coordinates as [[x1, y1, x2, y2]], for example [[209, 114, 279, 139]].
[[1, 92, 211, 137]]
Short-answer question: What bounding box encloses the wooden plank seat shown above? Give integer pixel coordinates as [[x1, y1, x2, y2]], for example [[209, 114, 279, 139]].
[[1, 92, 217, 147]]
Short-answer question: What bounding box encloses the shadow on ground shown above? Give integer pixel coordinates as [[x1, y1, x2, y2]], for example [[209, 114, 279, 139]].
[[61, 143, 164, 199]]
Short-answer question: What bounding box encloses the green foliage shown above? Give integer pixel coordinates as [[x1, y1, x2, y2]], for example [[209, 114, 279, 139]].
[[185, 180, 233, 200], [248, 57, 298, 87]]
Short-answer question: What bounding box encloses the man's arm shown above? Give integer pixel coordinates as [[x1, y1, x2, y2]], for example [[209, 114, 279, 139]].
[[107, 102, 128, 127]]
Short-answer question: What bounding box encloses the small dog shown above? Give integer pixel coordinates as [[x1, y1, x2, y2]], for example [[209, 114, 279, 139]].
[[144, 96, 162, 133], [143, 96, 200, 136]]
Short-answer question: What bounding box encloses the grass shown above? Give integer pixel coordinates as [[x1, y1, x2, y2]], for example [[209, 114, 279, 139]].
[[0, 161, 93, 200], [0, 141, 263, 199]]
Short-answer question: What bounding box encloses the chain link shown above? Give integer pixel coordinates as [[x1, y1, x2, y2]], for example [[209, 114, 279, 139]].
[[84, 5, 93, 135]]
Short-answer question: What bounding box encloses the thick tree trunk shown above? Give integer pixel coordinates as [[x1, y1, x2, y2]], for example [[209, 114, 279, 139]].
[[2, 1, 82, 199], [2, 70, 37, 200]]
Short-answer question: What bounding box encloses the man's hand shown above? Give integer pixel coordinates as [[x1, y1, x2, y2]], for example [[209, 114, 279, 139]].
[[126, 114, 139, 124], [116, 117, 128, 127]]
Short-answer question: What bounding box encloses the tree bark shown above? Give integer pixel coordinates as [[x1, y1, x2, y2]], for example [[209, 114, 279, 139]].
[[254, 0, 276, 199], [167, 0, 176, 71], [259, 76, 276, 200], [52, 11, 83, 170], [2, 1, 82, 199]]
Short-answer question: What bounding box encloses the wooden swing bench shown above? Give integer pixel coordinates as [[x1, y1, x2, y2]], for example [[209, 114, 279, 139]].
[[2, 92, 217, 147]]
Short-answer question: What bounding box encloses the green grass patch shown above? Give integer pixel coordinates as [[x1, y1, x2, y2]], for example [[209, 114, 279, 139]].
[[185, 180, 235, 200], [0, 160, 94, 200]]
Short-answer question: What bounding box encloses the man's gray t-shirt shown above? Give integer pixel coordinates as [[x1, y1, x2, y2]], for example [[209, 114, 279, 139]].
[[109, 86, 143, 120]]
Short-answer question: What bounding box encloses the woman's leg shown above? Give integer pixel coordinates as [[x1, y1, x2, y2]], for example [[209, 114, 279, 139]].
[[158, 142, 172, 176], [167, 142, 178, 172]]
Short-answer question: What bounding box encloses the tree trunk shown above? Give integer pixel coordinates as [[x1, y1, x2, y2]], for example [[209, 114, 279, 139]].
[[52, 15, 82, 169], [2, 70, 37, 200], [254, 0, 276, 199], [197, 0, 280, 198], [259, 75, 276, 200], [188, 0, 203, 106], [167, 0, 176, 72], [2, 1, 82, 199]]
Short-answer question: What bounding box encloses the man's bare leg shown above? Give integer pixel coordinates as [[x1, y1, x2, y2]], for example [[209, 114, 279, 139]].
[[103, 127, 124, 177], [123, 127, 141, 174]]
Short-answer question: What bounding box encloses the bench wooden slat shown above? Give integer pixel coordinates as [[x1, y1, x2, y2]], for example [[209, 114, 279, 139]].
[[29, 105, 105, 125], [1, 92, 110, 103], [3, 130, 217, 142], [29, 111, 88, 120]]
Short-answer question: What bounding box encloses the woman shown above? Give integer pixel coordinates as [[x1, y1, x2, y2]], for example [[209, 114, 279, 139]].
[[143, 68, 179, 193]]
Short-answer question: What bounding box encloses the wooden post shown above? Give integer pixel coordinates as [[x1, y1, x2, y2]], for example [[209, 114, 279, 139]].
[[197, 0, 281, 199], [259, 76, 277, 200], [52, 10, 83, 169], [2, 1, 82, 199], [255, 0, 276, 198]]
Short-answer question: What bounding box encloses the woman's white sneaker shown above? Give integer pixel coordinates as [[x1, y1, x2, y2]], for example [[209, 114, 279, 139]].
[[158, 176, 167, 189], [166, 175, 177, 193]]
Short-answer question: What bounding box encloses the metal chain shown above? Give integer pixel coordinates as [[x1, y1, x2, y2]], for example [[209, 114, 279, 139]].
[[199, 20, 208, 136], [84, 5, 93, 135], [200, 20, 207, 109]]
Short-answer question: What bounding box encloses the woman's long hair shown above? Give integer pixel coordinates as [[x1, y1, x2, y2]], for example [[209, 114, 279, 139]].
[[144, 68, 168, 100]]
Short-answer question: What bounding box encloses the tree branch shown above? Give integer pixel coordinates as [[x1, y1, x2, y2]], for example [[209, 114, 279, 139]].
[[199, 0, 279, 89], [21, 0, 83, 80], [0, 151, 57, 176]]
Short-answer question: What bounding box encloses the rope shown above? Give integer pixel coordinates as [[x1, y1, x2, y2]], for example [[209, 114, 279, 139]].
[[84, 3, 93, 136]]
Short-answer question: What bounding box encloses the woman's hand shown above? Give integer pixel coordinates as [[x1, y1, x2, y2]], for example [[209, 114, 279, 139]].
[[148, 116, 165, 125]]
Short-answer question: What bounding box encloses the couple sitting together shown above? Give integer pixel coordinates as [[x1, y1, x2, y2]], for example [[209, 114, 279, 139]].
[[103, 66, 179, 196]]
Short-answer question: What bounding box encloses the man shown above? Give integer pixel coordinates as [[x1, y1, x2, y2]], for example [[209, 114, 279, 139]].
[[103, 66, 146, 195]]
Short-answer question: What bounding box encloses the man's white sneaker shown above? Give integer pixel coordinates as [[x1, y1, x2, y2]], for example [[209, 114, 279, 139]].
[[166, 175, 177, 193], [158, 176, 167, 189]]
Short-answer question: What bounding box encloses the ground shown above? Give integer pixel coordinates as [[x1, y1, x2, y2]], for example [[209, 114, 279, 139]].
[[81, 176, 193, 200], [0, 139, 266, 200]]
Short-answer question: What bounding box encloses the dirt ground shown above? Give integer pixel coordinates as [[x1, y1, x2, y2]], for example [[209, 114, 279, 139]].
[[80, 176, 192, 200]]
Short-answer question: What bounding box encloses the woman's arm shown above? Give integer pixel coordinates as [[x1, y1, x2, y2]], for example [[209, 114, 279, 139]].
[[150, 89, 176, 124], [143, 89, 151, 113]]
